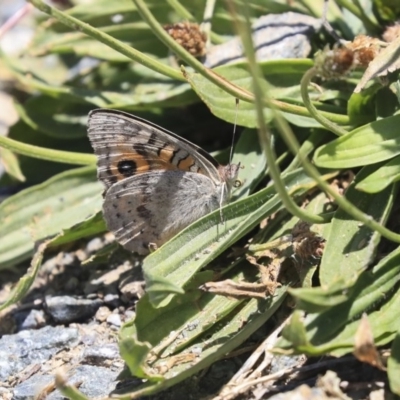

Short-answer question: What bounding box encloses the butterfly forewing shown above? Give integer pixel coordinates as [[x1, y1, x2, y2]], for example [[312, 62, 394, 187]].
[[88, 109, 222, 190]]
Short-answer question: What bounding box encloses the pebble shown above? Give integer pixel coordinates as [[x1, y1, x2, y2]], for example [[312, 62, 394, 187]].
[[82, 343, 120, 366], [45, 296, 103, 324], [86, 237, 104, 253], [106, 313, 122, 327], [95, 306, 111, 322], [14, 309, 46, 331], [104, 293, 120, 308]]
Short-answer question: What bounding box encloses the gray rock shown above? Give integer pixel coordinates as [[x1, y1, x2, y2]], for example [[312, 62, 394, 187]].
[[204, 12, 322, 68], [106, 313, 122, 327], [13, 365, 119, 400], [104, 293, 120, 308], [14, 309, 46, 331], [45, 296, 103, 324], [82, 343, 120, 366], [269, 354, 305, 374], [49, 365, 120, 399], [0, 326, 79, 381], [12, 374, 54, 400]]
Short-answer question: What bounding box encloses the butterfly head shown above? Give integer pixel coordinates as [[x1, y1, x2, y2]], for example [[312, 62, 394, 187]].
[[219, 162, 241, 195]]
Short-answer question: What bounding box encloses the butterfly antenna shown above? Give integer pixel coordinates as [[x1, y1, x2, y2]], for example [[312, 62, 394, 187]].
[[229, 98, 239, 165]]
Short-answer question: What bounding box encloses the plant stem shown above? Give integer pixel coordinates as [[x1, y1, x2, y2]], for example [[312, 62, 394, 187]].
[[301, 68, 348, 137], [133, 0, 350, 124], [0, 135, 95, 165], [232, 2, 328, 224], [28, 0, 184, 81]]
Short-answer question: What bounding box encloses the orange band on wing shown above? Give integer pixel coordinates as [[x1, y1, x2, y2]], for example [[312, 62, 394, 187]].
[[159, 145, 176, 163], [177, 155, 196, 171]]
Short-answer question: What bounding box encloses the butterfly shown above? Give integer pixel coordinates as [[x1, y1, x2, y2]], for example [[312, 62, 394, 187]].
[[87, 109, 241, 255]]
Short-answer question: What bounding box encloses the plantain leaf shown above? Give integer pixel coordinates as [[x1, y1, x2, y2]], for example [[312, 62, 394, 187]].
[[288, 280, 350, 313], [278, 246, 400, 355], [388, 331, 400, 395], [319, 166, 396, 286], [0, 147, 25, 182], [2, 53, 194, 110], [230, 128, 267, 199], [0, 166, 102, 269], [118, 267, 287, 397], [185, 59, 329, 128], [355, 155, 400, 193], [15, 96, 92, 139], [314, 115, 400, 168]]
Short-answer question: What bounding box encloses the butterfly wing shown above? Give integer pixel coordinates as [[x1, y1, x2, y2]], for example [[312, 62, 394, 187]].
[[87, 108, 222, 190], [87, 108, 240, 253], [104, 170, 222, 254]]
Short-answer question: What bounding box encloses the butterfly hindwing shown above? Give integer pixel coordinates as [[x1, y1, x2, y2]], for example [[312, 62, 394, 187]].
[[103, 170, 221, 254]]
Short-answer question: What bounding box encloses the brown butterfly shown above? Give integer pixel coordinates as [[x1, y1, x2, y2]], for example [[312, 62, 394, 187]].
[[88, 109, 240, 254]]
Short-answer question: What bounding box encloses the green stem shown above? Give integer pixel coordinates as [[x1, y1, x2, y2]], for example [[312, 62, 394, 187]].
[[285, 129, 330, 173], [277, 89, 400, 244], [233, 3, 328, 225], [282, 128, 400, 243], [232, 4, 400, 243], [132, 0, 349, 124], [56, 374, 89, 400], [27, 0, 183, 81], [301, 68, 349, 137], [0, 135, 95, 165]]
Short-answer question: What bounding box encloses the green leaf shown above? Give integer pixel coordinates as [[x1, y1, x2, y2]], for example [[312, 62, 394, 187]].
[[15, 96, 92, 139], [0, 166, 102, 269], [0, 204, 106, 309], [347, 85, 377, 125], [144, 274, 185, 305], [143, 169, 320, 307], [355, 156, 400, 193], [3, 52, 194, 110], [278, 245, 400, 355], [118, 270, 287, 397], [289, 280, 350, 313], [314, 115, 400, 168], [49, 211, 106, 247], [31, 21, 167, 60], [119, 337, 155, 380], [186, 59, 326, 128], [230, 128, 267, 199], [0, 240, 49, 311], [279, 310, 310, 350], [319, 166, 396, 286], [388, 331, 400, 395], [0, 147, 25, 182]]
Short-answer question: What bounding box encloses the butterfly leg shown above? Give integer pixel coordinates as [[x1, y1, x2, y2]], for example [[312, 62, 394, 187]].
[[218, 182, 226, 223]]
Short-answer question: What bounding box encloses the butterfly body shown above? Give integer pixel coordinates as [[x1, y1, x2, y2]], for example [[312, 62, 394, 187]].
[[88, 109, 240, 255]]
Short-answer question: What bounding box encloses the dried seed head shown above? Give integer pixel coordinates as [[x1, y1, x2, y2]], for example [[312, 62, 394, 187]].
[[164, 22, 207, 57], [346, 34, 381, 67], [314, 46, 355, 79]]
